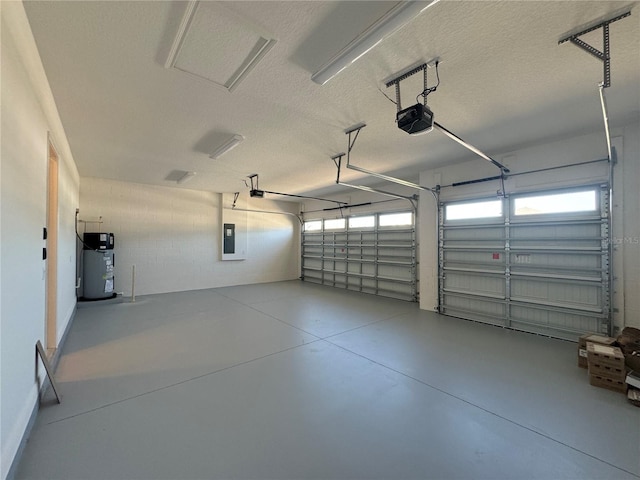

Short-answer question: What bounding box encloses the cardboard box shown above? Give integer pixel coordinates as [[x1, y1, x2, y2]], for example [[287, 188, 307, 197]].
[[589, 362, 627, 381], [586, 342, 625, 369], [626, 371, 640, 389], [578, 334, 616, 368], [589, 373, 627, 393], [625, 352, 640, 372], [628, 388, 640, 407]]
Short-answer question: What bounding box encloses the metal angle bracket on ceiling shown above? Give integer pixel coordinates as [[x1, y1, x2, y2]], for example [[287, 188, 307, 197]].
[[385, 62, 428, 111], [383, 58, 441, 111], [337, 124, 436, 193], [558, 9, 632, 88], [330, 152, 418, 209]]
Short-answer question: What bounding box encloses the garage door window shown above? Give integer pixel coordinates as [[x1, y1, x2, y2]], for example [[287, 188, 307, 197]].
[[379, 212, 412, 227], [349, 215, 375, 229], [445, 199, 502, 220], [514, 190, 597, 216], [324, 218, 346, 230], [304, 220, 322, 232]]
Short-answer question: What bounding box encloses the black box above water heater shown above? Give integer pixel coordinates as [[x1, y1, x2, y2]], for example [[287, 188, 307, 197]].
[[83, 232, 114, 250]]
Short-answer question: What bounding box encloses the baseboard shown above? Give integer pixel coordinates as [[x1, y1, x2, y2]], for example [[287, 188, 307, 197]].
[[51, 304, 77, 371], [4, 398, 38, 480], [4, 304, 77, 480]]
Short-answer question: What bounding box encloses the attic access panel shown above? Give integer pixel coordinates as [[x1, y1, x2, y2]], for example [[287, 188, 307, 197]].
[[166, 1, 276, 92]]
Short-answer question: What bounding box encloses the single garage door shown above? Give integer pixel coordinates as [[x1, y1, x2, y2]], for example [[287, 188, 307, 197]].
[[302, 211, 417, 301], [439, 185, 610, 340]]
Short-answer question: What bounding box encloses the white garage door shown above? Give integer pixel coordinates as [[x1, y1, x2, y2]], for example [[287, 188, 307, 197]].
[[302, 211, 417, 301], [439, 185, 610, 340]]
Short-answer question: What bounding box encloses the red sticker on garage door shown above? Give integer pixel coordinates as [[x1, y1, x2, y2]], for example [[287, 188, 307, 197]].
[[493, 253, 500, 260]]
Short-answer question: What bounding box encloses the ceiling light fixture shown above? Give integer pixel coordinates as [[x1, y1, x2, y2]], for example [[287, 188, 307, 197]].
[[311, 0, 440, 85], [209, 134, 244, 159], [177, 171, 197, 184]]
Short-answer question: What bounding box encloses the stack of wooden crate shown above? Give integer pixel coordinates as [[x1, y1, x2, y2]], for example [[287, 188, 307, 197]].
[[618, 327, 640, 405], [577, 333, 616, 369], [578, 329, 640, 406], [586, 342, 627, 393]]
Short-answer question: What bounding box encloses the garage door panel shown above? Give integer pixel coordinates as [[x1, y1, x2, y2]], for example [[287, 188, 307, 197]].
[[443, 226, 503, 241], [440, 185, 610, 339], [511, 278, 602, 310], [510, 252, 602, 271], [378, 264, 412, 281], [511, 239, 601, 249], [444, 250, 506, 267], [379, 279, 414, 298], [444, 272, 505, 297], [511, 223, 601, 239], [510, 305, 604, 340], [326, 260, 347, 271], [442, 294, 506, 325]]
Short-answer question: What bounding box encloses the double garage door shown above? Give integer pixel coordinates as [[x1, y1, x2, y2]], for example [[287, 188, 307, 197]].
[[439, 185, 610, 340]]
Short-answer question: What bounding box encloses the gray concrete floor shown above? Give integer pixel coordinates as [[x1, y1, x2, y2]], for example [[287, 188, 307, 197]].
[[16, 281, 640, 479]]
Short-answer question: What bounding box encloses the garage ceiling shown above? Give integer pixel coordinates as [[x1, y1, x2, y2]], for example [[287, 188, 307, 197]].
[[24, 1, 640, 197]]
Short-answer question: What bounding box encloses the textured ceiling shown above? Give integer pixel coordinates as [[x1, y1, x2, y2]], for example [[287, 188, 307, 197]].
[[24, 1, 640, 198]]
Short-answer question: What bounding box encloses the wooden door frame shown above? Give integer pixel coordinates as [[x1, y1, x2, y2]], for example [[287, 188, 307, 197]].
[[46, 136, 59, 355]]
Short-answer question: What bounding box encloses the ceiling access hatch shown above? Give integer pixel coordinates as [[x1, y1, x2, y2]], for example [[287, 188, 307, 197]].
[[165, 1, 276, 92]]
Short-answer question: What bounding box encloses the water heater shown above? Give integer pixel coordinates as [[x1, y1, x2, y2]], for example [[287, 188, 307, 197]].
[[82, 233, 115, 300]]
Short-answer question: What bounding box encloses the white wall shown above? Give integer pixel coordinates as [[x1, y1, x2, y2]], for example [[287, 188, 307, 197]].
[[79, 177, 300, 296], [418, 123, 640, 330], [619, 122, 640, 329], [0, 3, 80, 478]]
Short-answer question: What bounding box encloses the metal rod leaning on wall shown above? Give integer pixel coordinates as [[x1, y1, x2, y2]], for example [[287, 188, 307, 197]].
[[35, 340, 61, 404]]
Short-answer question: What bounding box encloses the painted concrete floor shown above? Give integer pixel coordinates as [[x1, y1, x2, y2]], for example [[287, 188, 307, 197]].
[[16, 281, 640, 479]]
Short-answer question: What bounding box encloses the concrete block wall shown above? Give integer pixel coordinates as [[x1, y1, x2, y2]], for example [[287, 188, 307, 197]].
[[1, 3, 80, 478], [79, 177, 300, 296]]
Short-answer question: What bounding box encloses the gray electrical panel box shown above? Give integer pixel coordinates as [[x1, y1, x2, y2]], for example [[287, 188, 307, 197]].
[[223, 223, 235, 254]]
